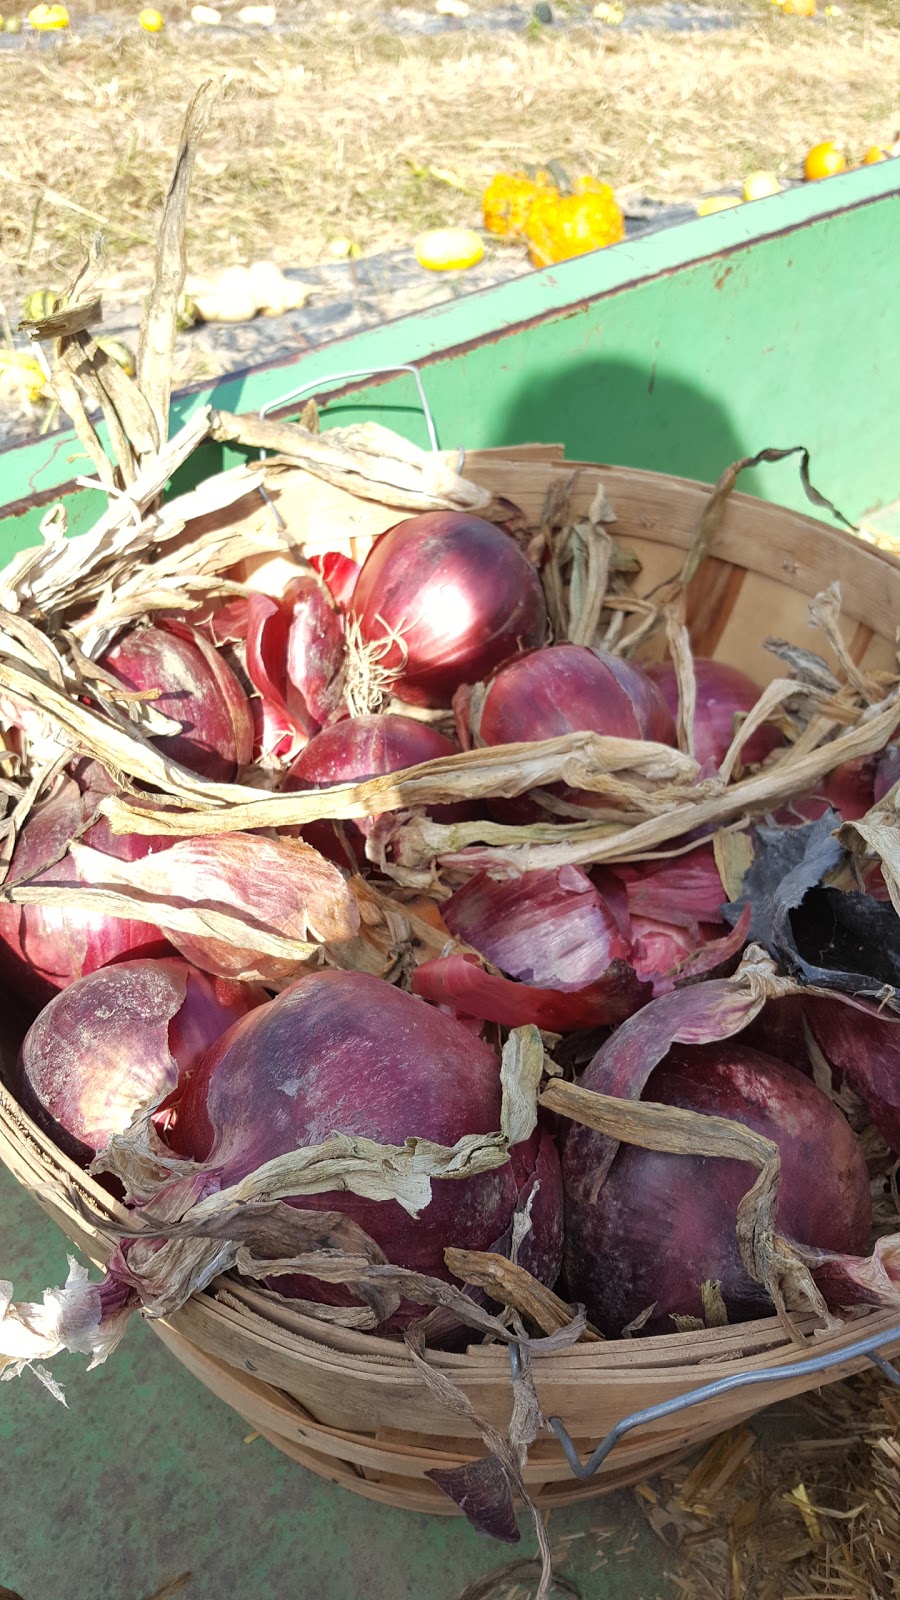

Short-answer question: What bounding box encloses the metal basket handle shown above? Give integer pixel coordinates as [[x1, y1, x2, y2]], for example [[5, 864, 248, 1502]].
[[510, 1321, 900, 1481], [257, 364, 439, 452], [253, 363, 439, 530]]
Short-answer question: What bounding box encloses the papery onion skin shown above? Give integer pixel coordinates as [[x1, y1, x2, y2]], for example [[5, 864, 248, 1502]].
[[777, 757, 877, 825], [168, 969, 563, 1328], [72, 832, 361, 984], [349, 511, 548, 707], [442, 866, 631, 989], [310, 551, 361, 609], [284, 578, 345, 730], [607, 847, 730, 987], [13, 957, 264, 1167], [647, 658, 782, 771], [99, 620, 253, 782], [283, 712, 476, 863], [245, 578, 346, 762], [0, 766, 174, 1012], [563, 1042, 871, 1335], [607, 844, 726, 930], [412, 950, 651, 1033]]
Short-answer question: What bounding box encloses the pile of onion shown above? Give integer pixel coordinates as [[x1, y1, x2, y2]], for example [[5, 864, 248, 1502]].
[[6, 497, 900, 1391]]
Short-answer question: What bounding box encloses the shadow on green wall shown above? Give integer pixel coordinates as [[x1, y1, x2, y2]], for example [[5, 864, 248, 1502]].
[[496, 354, 748, 487]]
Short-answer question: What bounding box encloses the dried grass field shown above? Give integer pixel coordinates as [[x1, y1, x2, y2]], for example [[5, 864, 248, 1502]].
[[1, 0, 899, 318]]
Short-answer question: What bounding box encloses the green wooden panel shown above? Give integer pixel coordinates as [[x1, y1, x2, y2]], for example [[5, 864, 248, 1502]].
[[1, 161, 897, 551]]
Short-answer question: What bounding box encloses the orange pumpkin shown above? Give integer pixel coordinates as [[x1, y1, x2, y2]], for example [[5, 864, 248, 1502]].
[[524, 184, 625, 268], [482, 171, 552, 238]]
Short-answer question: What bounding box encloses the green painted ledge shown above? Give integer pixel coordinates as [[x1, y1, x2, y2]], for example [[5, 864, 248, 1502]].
[[0, 160, 898, 553]]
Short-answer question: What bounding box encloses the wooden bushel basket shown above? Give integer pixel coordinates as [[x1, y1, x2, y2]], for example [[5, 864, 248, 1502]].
[[3, 449, 900, 1515]]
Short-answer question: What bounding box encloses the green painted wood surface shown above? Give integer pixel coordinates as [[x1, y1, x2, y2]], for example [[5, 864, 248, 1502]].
[[0, 162, 897, 553], [0, 1164, 671, 1600]]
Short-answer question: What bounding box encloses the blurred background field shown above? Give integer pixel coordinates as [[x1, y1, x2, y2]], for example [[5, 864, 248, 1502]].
[[3, 0, 900, 300]]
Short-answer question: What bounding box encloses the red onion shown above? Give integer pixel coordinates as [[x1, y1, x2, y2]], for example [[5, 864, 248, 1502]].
[[168, 969, 563, 1326], [283, 712, 476, 864], [742, 994, 810, 1066], [0, 764, 173, 1011], [476, 644, 674, 821], [13, 957, 263, 1166], [71, 832, 360, 984], [100, 620, 252, 782], [480, 644, 675, 751], [349, 512, 547, 707], [647, 658, 782, 771], [563, 1041, 871, 1334]]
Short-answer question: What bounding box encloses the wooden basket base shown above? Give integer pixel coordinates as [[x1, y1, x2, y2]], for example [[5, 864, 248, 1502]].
[[153, 1320, 696, 1515]]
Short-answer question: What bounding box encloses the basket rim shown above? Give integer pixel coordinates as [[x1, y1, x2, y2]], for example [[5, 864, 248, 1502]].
[[4, 1076, 899, 1383], [465, 451, 900, 576]]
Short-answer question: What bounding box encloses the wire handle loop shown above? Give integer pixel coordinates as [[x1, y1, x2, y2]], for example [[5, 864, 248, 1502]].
[[546, 1322, 900, 1480], [257, 364, 439, 453]]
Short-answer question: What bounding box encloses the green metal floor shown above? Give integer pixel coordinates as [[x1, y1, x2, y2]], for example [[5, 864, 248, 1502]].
[[0, 1165, 673, 1600]]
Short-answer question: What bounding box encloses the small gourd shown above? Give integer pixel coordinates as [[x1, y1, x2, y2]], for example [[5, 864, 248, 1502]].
[[524, 182, 624, 268]]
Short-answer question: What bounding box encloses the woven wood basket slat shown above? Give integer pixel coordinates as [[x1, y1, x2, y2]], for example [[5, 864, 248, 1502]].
[[3, 451, 900, 1514]]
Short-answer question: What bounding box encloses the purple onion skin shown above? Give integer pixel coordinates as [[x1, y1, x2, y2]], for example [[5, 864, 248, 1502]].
[[776, 757, 876, 826], [14, 957, 264, 1167], [0, 769, 174, 1012], [478, 644, 674, 819], [282, 712, 476, 863], [169, 969, 563, 1330], [442, 866, 631, 990], [350, 512, 548, 708], [100, 621, 252, 782], [648, 658, 782, 771], [562, 1043, 871, 1335]]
